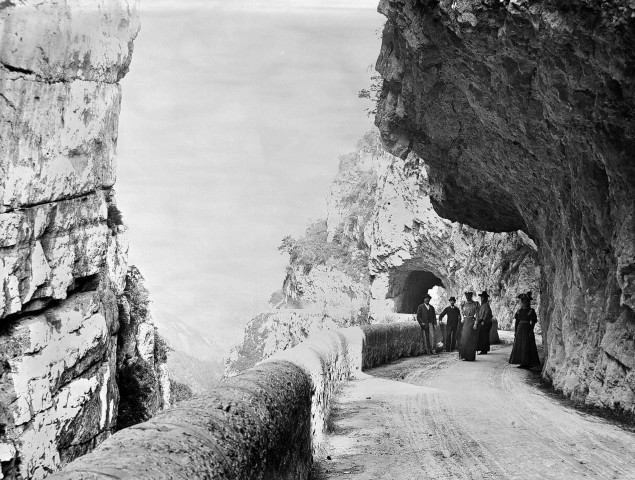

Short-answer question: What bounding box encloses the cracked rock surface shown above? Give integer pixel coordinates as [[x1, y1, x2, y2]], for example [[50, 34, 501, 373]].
[[0, 1, 140, 478]]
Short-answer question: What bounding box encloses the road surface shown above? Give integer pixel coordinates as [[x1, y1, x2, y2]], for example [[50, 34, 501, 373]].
[[315, 345, 635, 479]]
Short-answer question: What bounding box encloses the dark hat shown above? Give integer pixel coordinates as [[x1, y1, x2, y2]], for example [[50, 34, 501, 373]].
[[449, 296, 456, 302], [478, 291, 489, 298], [518, 291, 533, 301], [464, 291, 474, 296], [423, 293, 432, 300]]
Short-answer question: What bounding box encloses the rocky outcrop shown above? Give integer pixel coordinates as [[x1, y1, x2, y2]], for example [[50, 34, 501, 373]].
[[225, 310, 359, 376], [367, 139, 540, 328], [375, 0, 635, 410], [278, 133, 383, 315], [0, 291, 121, 480], [116, 267, 170, 430], [0, 1, 140, 478]]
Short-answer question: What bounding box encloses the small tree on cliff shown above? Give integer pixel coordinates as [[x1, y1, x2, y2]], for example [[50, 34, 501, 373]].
[[358, 64, 383, 117]]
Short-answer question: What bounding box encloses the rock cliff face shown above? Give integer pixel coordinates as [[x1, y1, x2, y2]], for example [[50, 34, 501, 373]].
[[225, 310, 359, 377], [375, 0, 635, 410], [115, 267, 171, 431], [367, 141, 540, 329], [277, 132, 382, 316], [226, 134, 383, 376], [0, 2, 158, 478]]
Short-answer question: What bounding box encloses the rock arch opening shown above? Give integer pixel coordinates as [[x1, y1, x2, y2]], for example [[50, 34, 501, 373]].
[[391, 270, 445, 314]]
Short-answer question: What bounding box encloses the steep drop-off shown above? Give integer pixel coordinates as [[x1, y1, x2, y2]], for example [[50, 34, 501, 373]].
[[375, 0, 635, 410], [0, 2, 165, 478]]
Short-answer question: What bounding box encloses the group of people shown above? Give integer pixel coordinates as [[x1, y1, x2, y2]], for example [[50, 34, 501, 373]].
[[415, 290, 541, 368]]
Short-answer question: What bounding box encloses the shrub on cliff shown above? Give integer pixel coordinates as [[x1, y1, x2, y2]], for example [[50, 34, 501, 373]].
[[116, 358, 159, 430], [278, 219, 370, 282], [116, 267, 172, 431], [122, 266, 150, 322], [106, 203, 124, 232], [279, 220, 346, 274], [358, 64, 383, 117], [277, 146, 378, 305], [154, 330, 171, 364]]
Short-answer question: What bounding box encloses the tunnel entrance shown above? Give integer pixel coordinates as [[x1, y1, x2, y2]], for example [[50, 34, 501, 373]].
[[393, 270, 444, 314]]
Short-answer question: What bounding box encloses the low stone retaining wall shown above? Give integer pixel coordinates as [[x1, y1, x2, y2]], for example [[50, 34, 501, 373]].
[[362, 322, 426, 369], [52, 323, 426, 479]]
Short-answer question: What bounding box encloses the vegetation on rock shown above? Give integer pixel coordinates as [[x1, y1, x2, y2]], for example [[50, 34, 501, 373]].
[[116, 359, 159, 430], [116, 267, 173, 430], [279, 218, 369, 285], [169, 379, 194, 404]]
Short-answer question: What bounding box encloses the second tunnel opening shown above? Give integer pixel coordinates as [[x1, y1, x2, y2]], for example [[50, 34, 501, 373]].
[[392, 270, 445, 314]]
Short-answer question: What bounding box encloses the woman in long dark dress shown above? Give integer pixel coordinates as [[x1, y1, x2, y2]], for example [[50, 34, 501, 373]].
[[476, 291, 493, 355], [459, 291, 480, 361], [509, 292, 541, 368]]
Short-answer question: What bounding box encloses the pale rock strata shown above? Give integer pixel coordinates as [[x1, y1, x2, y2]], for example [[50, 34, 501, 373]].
[[284, 265, 369, 316], [0, 291, 121, 479], [0, 1, 141, 478], [225, 310, 353, 377]]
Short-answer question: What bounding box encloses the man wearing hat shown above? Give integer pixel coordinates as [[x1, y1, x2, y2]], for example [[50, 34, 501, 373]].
[[416, 293, 437, 355], [439, 296, 462, 352], [476, 291, 494, 355]]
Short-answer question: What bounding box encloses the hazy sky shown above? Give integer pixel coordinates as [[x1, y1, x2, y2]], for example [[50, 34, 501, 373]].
[[116, 0, 384, 354], [144, 0, 379, 11]]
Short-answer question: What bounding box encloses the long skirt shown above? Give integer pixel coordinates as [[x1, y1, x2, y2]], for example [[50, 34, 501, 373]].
[[459, 317, 479, 361], [476, 320, 493, 353], [509, 323, 541, 367]]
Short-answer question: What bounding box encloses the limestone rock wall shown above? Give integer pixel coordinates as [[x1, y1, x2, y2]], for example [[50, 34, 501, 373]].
[[375, 0, 635, 410], [282, 265, 370, 314], [325, 131, 384, 245], [0, 1, 140, 478], [367, 144, 540, 328]]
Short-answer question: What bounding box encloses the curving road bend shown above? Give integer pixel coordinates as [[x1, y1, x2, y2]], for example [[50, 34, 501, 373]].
[[315, 345, 635, 480]]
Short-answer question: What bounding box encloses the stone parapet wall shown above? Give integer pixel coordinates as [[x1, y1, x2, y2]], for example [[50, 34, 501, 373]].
[[52, 322, 425, 479], [362, 322, 425, 369]]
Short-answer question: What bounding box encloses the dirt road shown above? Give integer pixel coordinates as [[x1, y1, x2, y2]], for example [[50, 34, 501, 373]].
[[314, 345, 635, 479]]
